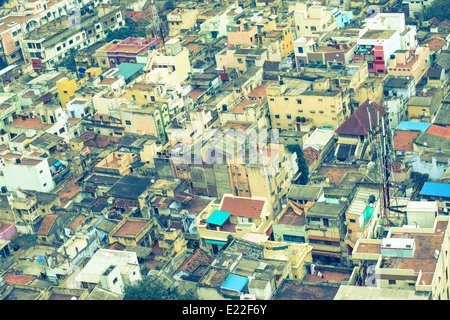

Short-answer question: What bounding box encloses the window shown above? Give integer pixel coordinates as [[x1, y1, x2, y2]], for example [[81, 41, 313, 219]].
[[286, 114, 291, 119], [69, 39, 73, 45], [125, 120, 131, 125], [298, 47, 303, 54], [388, 280, 396, 285], [311, 26, 316, 31], [275, 114, 280, 119], [297, 99, 302, 104]]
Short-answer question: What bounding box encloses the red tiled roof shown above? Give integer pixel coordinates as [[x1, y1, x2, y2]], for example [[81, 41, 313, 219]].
[[36, 214, 58, 236], [422, 37, 447, 52], [335, 100, 385, 136], [220, 196, 265, 218], [393, 130, 420, 151], [113, 219, 150, 237], [78, 131, 97, 143], [303, 146, 320, 166], [177, 249, 214, 273]]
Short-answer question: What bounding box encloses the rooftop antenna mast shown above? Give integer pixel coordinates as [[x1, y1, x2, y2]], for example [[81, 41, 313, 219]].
[[368, 102, 390, 228], [150, 0, 165, 46]]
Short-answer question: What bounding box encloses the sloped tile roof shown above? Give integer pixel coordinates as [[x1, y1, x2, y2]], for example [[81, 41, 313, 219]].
[[303, 146, 320, 166], [335, 100, 385, 136], [220, 196, 265, 218], [36, 214, 58, 236], [177, 249, 214, 274]]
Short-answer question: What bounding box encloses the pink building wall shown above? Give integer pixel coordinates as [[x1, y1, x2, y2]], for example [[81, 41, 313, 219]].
[[0, 222, 17, 240]]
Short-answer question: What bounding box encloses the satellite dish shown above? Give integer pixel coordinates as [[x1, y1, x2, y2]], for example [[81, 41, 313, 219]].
[[367, 161, 376, 171]]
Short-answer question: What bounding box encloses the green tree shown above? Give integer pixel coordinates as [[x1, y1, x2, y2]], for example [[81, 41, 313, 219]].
[[286, 144, 309, 185], [0, 55, 7, 70], [422, 0, 450, 21], [55, 49, 77, 72], [164, 0, 175, 10], [104, 27, 147, 43], [123, 277, 199, 300]]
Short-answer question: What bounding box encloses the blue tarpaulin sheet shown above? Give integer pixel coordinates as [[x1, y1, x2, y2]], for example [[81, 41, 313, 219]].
[[221, 274, 249, 292], [206, 210, 231, 226]]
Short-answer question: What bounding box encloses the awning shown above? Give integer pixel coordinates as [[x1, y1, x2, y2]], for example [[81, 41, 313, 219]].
[[204, 239, 227, 246], [206, 210, 231, 226]]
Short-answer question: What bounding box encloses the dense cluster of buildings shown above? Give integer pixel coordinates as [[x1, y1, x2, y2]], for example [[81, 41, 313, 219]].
[[0, 0, 449, 301]]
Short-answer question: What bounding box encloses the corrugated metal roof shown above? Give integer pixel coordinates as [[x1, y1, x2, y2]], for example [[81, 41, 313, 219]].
[[347, 187, 379, 216], [396, 121, 431, 132], [419, 182, 450, 198]]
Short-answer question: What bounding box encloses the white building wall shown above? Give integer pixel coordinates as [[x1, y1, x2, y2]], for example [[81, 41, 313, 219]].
[[0, 158, 55, 192]]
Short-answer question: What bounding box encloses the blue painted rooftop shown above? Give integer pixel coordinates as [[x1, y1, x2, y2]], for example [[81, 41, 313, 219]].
[[419, 182, 450, 198], [116, 62, 145, 80], [221, 274, 249, 292], [396, 121, 431, 132]]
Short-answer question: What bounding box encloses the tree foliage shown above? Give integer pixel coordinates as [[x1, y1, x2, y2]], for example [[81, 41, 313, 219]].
[[422, 0, 450, 21], [123, 276, 199, 300], [286, 144, 310, 185], [55, 49, 77, 72], [104, 27, 147, 43], [164, 0, 175, 10], [0, 55, 7, 70]]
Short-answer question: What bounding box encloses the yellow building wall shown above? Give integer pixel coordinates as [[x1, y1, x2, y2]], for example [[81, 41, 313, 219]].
[[408, 105, 430, 121], [268, 93, 346, 130], [56, 77, 78, 109]]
